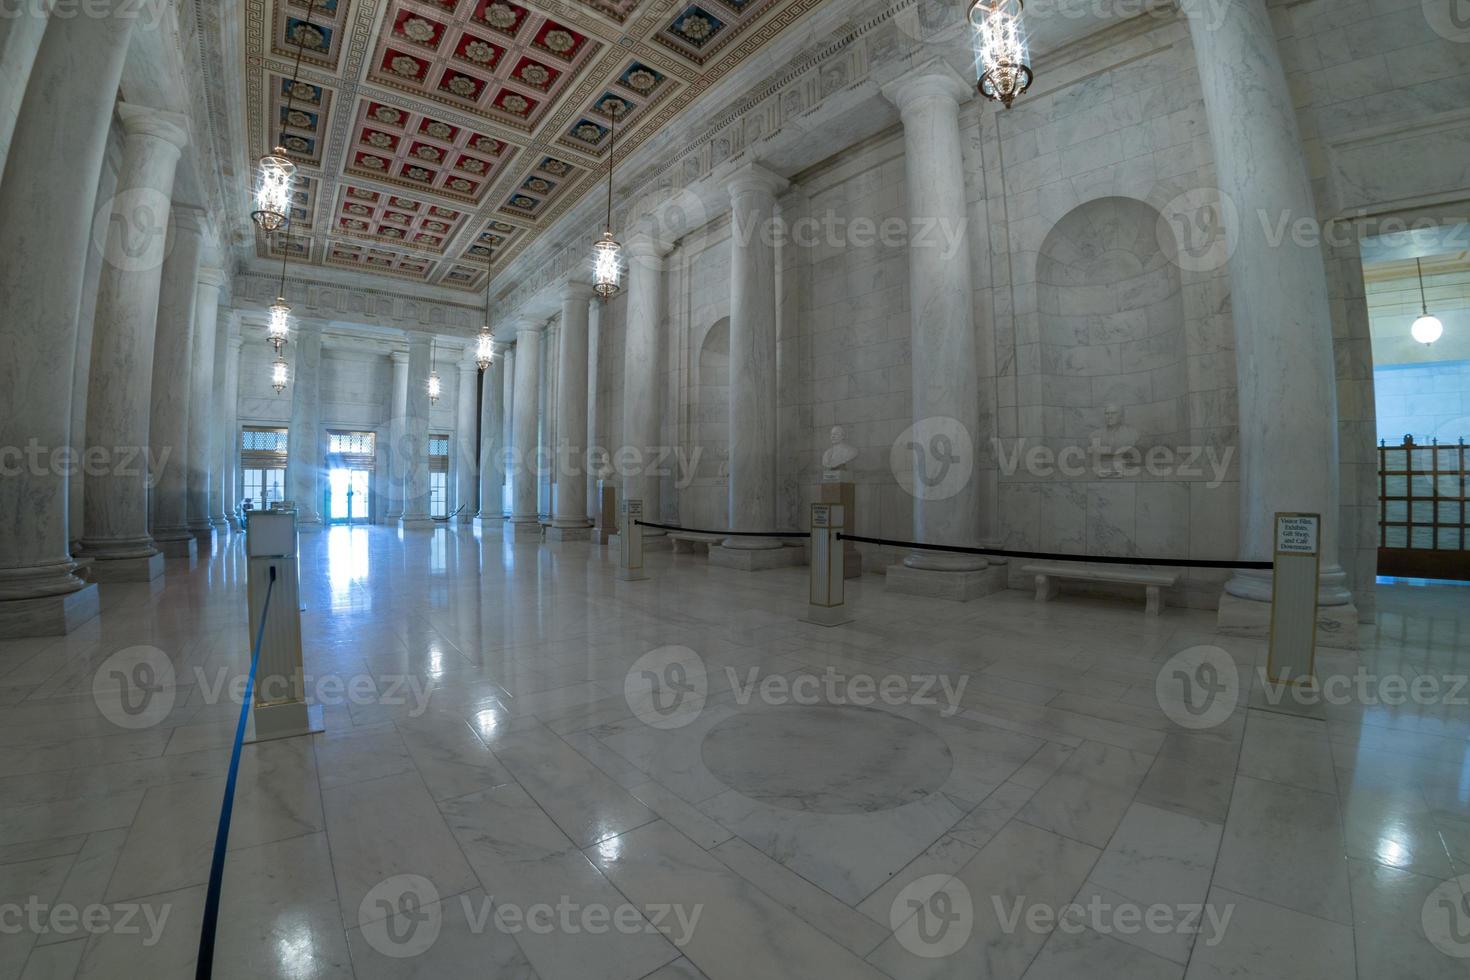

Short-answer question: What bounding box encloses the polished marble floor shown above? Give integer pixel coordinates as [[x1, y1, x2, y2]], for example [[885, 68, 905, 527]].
[[2, 525, 1469, 978]]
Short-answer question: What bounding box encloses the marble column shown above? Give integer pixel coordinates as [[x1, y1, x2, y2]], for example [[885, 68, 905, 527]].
[[384, 351, 409, 522], [585, 300, 602, 523], [1182, 0, 1356, 634], [284, 321, 324, 531], [186, 269, 225, 543], [208, 310, 234, 530], [454, 352, 479, 523], [550, 281, 594, 541], [500, 347, 514, 518], [223, 332, 243, 529], [508, 323, 543, 539], [148, 208, 208, 559], [719, 164, 791, 566], [398, 332, 434, 530], [881, 65, 996, 600], [0, 2, 52, 182], [473, 343, 507, 531], [79, 103, 190, 583], [0, 2, 133, 635], [621, 235, 672, 548]]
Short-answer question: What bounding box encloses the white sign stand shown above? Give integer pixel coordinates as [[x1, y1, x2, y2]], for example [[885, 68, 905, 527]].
[[1266, 512, 1321, 688], [617, 499, 647, 582], [245, 510, 324, 743], [802, 504, 853, 627]]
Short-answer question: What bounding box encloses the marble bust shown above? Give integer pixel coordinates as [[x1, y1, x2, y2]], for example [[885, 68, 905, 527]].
[[1089, 404, 1141, 478], [593, 451, 614, 481], [821, 425, 858, 473]]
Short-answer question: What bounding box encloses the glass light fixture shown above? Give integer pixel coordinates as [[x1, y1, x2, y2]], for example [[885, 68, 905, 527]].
[[1410, 257, 1444, 346], [272, 356, 289, 394], [266, 226, 293, 352], [475, 241, 496, 370], [592, 98, 623, 300], [427, 338, 441, 405], [251, 0, 318, 232], [970, 0, 1033, 109]]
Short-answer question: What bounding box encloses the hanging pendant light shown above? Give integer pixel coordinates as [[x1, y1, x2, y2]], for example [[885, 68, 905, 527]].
[[592, 98, 623, 300], [970, 0, 1033, 109], [475, 242, 496, 370], [427, 338, 442, 405], [272, 356, 289, 394], [252, 0, 318, 231], [267, 226, 293, 353], [1410, 257, 1444, 346]]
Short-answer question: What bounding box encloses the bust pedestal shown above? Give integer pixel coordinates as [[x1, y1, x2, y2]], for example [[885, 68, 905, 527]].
[[819, 473, 862, 579], [595, 481, 617, 545]]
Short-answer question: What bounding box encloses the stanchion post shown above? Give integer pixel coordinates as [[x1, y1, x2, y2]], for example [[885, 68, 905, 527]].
[[1265, 512, 1320, 687], [617, 499, 647, 582], [245, 510, 324, 743], [802, 503, 853, 627]]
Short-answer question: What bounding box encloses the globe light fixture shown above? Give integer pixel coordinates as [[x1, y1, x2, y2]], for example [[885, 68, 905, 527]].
[[476, 241, 496, 370], [970, 0, 1033, 109], [1410, 258, 1444, 346], [271, 356, 289, 394], [592, 99, 624, 300]]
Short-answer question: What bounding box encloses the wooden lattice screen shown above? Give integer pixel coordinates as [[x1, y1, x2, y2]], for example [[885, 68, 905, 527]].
[[1379, 438, 1470, 581]]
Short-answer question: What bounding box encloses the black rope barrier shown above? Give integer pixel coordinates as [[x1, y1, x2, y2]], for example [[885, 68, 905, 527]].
[[634, 520, 808, 539], [196, 566, 276, 980], [835, 533, 1273, 571]]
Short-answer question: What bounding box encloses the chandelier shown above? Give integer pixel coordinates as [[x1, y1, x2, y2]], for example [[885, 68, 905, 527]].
[[475, 242, 496, 370], [427, 338, 442, 405], [251, 0, 318, 231], [1411, 257, 1444, 345], [267, 226, 292, 353], [970, 0, 1033, 109], [592, 98, 624, 300], [272, 356, 289, 394]]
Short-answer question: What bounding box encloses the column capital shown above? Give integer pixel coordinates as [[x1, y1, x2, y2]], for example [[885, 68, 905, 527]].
[[562, 278, 596, 302], [726, 162, 789, 202], [197, 266, 227, 290], [171, 205, 211, 237], [390, 349, 411, 366], [116, 103, 190, 150], [624, 233, 673, 261], [404, 330, 433, 350], [228, 333, 244, 353], [881, 61, 973, 119], [458, 350, 480, 374]]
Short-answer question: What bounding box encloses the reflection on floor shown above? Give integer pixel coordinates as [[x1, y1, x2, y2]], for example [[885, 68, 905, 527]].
[[2, 524, 1469, 978]]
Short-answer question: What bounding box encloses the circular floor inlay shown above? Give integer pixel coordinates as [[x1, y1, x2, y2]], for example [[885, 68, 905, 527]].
[[700, 705, 953, 814]]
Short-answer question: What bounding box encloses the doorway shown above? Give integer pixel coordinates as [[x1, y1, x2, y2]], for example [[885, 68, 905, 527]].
[[325, 430, 377, 525]]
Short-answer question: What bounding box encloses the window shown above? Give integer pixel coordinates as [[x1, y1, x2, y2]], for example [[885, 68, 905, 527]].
[[242, 468, 286, 509], [429, 433, 449, 518], [240, 426, 288, 510]]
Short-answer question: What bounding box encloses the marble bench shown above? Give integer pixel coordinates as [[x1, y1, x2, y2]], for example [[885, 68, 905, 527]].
[[668, 531, 725, 554], [1022, 562, 1178, 617]]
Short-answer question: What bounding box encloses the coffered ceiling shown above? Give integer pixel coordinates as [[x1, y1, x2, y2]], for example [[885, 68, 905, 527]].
[[241, 0, 826, 292]]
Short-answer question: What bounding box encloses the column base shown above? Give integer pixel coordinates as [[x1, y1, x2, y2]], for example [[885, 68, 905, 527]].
[[1217, 591, 1360, 650], [545, 526, 592, 543], [841, 548, 863, 579], [209, 517, 228, 529], [297, 519, 324, 534], [190, 526, 214, 546], [592, 528, 613, 545], [802, 603, 855, 627], [398, 516, 436, 531], [0, 585, 100, 638], [608, 532, 672, 553], [89, 552, 165, 583], [156, 537, 198, 559], [508, 520, 543, 541], [709, 544, 806, 572], [472, 515, 503, 532], [227, 516, 242, 531], [886, 562, 1007, 602]]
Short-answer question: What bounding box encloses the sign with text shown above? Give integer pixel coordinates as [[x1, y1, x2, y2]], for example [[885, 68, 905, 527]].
[[803, 504, 851, 627], [1267, 513, 1320, 686]]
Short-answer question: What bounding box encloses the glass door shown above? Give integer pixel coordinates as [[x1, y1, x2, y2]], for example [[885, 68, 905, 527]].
[[328, 468, 371, 524]]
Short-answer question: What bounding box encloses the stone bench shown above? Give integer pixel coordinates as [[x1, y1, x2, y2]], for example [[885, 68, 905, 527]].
[[668, 531, 725, 554], [1022, 562, 1178, 617]]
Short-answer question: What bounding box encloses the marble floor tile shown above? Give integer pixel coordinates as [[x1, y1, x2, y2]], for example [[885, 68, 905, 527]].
[[1182, 886, 1354, 980], [1236, 710, 1337, 793], [1017, 739, 1155, 847], [1021, 921, 1184, 979], [346, 887, 537, 980]]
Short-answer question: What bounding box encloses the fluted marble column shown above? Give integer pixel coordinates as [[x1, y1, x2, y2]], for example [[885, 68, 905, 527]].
[[500, 347, 515, 518], [384, 351, 409, 522], [0, 3, 52, 182], [1182, 0, 1354, 625], [550, 281, 594, 541], [723, 165, 789, 555], [283, 321, 324, 530], [622, 235, 672, 547], [0, 3, 134, 635], [209, 310, 235, 530], [223, 333, 243, 529], [474, 343, 507, 531], [882, 65, 989, 585], [79, 103, 190, 582], [508, 323, 543, 539], [454, 352, 479, 523], [186, 269, 225, 543], [148, 208, 208, 558], [585, 300, 602, 522], [399, 333, 434, 529]]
